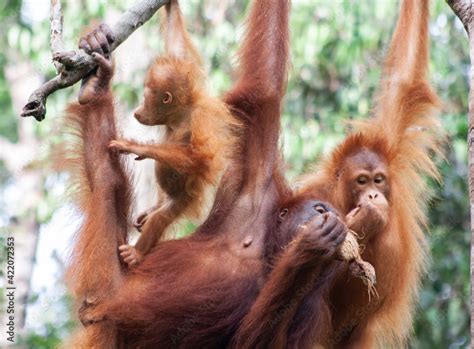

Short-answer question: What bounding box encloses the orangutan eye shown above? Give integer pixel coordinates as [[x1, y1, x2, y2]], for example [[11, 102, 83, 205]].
[[356, 175, 368, 185], [278, 208, 289, 221], [314, 204, 326, 214], [163, 92, 173, 104], [374, 174, 385, 184]]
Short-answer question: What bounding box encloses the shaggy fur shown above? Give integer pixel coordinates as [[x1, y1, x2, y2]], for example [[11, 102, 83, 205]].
[[299, 0, 443, 347], [64, 1, 348, 348], [109, 0, 240, 266]]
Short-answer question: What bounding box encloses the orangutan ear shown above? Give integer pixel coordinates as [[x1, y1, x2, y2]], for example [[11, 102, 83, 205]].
[[163, 91, 173, 104]]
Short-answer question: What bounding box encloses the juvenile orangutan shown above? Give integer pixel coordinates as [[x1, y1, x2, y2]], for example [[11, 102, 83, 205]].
[[108, 0, 239, 267], [300, 0, 442, 346]]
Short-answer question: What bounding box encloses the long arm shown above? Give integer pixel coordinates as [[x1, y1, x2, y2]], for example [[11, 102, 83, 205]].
[[383, 0, 429, 82], [194, 0, 291, 241], [64, 34, 132, 348], [374, 0, 440, 144], [108, 139, 208, 175], [163, 0, 202, 66], [224, 0, 290, 191]]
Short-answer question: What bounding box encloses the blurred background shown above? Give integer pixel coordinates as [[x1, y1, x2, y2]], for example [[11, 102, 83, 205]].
[[0, 0, 470, 348]]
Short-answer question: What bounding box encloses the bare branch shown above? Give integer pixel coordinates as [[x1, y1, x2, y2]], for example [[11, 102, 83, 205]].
[[50, 0, 64, 72], [21, 0, 169, 121]]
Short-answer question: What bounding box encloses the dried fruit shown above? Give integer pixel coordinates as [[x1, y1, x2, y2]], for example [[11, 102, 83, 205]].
[[338, 230, 378, 301]]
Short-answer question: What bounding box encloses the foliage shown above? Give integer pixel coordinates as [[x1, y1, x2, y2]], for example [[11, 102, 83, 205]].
[[0, 0, 469, 347]]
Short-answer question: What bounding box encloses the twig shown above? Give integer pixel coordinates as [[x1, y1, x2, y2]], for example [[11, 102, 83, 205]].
[[21, 0, 169, 121], [50, 0, 64, 73]]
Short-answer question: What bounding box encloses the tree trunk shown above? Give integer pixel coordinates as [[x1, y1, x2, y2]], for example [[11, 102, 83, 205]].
[[446, 0, 474, 344]]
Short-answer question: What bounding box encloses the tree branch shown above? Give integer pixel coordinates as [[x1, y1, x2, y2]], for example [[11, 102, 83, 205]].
[[447, 0, 473, 34], [21, 0, 169, 121], [50, 0, 64, 73]]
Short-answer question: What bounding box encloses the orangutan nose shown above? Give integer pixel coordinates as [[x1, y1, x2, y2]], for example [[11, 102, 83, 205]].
[[368, 191, 379, 200], [133, 104, 145, 120]]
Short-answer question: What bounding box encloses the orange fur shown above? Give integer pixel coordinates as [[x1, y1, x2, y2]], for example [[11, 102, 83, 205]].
[[61, 2, 350, 347], [110, 0, 240, 267], [61, 84, 132, 348], [87, 2, 348, 345], [299, 0, 442, 347]]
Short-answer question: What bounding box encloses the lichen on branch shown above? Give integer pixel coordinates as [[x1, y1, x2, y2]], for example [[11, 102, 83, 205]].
[[21, 0, 169, 121]]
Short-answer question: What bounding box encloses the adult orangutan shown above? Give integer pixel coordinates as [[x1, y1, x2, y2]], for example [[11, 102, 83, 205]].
[[63, 1, 359, 348], [299, 0, 442, 347]]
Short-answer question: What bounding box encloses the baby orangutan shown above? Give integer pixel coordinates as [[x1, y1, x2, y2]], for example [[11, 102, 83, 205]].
[[106, 0, 238, 267]]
